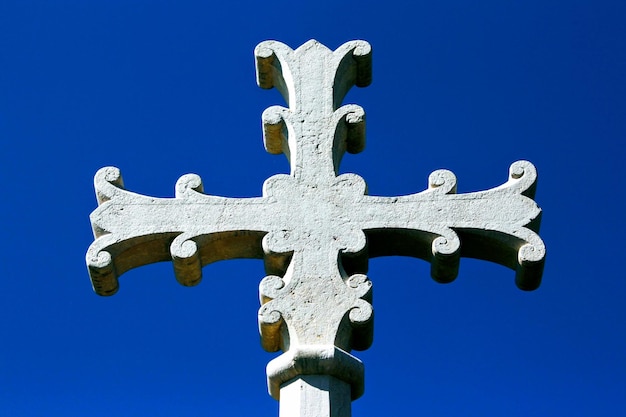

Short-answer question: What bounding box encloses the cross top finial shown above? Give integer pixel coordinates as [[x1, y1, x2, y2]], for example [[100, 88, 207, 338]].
[[256, 40, 371, 182], [86, 39, 545, 417]]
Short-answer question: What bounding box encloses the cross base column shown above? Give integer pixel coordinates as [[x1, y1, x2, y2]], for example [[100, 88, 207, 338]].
[[266, 346, 364, 417], [280, 375, 351, 417]]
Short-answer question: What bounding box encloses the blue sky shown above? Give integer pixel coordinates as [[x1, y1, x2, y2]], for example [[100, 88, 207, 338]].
[[1, 1, 624, 416]]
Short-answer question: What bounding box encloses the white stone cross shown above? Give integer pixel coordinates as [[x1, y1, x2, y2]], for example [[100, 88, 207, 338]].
[[86, 40, 545, 417]]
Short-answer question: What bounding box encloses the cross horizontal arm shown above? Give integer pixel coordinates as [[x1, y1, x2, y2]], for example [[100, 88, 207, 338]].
[[356, 160, 545, 290], [86, 167, 276, 295]]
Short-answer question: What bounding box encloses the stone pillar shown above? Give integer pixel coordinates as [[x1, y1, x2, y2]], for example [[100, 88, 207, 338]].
[[280, 376, 352, 417]]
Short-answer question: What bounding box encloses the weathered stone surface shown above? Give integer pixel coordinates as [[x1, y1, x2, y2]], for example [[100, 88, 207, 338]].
[[86, 39, 546, 417]]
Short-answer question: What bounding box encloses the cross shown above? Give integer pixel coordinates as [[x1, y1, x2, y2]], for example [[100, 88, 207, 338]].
[[86, 39, 545, 417]]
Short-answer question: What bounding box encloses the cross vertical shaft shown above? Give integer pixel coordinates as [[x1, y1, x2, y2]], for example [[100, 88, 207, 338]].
[[86, 39, 545, 417]]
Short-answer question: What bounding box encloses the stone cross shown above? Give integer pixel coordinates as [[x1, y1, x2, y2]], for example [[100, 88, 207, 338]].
[[86, 40, 545, 417]]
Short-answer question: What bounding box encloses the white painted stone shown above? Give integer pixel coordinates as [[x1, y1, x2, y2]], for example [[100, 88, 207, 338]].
[[86, 40, 546, 417]]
